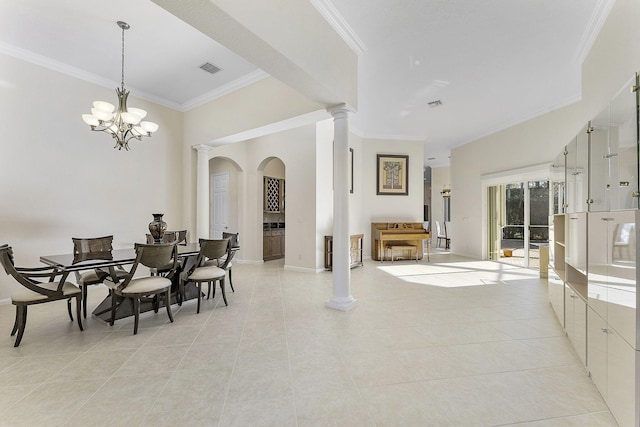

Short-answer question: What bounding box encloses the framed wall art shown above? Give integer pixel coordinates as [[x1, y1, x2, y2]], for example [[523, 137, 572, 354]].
[[376, 154, 408, 195]]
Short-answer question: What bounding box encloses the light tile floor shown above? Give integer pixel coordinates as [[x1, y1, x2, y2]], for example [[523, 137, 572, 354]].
[[0, 251, 619, 426]]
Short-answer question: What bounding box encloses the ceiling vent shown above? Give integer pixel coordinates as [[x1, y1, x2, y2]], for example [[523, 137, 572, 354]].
[[428, 99, 443, 108], [200, 62, 222, 75]]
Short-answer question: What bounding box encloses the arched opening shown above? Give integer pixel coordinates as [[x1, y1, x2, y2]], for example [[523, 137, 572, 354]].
[[259, 157, 286, 261]]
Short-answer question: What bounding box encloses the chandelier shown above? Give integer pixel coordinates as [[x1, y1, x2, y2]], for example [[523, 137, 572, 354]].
[[82, 21, 158, 150]]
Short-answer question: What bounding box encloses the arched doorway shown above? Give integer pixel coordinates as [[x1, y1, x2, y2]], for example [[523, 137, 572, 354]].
[[260, 157, 286, 261]]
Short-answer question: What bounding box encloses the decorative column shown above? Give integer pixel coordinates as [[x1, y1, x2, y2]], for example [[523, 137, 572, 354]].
[[326, 104, 358, 311], [194, 144, 212, 240]]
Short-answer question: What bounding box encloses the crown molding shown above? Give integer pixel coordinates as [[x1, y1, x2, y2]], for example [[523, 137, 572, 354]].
[[572, 0, 616, 64], [180, 70, 270, 111], [309, 0, 367, 55], [0, 41, 270, 112], [0, 41, 182, 110]]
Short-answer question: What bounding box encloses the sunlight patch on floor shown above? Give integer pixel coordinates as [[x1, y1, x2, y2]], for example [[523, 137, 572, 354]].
[[376, 260, 538, 288]]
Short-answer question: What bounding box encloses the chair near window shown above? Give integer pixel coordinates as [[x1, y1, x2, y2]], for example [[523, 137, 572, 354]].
[[109, 243, 178, 334], [186, 239, 229, 313], [203, 232, 239, 292], [0, 244, 83, 347], [72, 236, 128, 318], [435, 221, 450, 249]]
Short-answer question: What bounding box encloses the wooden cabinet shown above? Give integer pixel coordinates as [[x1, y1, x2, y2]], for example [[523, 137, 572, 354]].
[[263, 229, 285, 260], [324, 234, 364, 270], [264, 177, 285, 213]]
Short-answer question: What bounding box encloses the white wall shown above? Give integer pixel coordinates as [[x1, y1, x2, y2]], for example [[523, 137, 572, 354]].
[[361, 138, 425, 257], [0, 54, 184, 301]]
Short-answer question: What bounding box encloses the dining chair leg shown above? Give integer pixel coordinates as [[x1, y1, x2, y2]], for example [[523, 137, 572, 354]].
[[133, 298, 140, 335], [229, 269, 234, 292], [197, 282, 203, 314], [211, 282, 216, 299], [75, 296, 84, 331], [164, 289, 174, 323], [220, 278, 227, 306], [14, 305, 27, 347], [67, 298, 73, 321], [206, 282, 212, 300], [152, 295, 159, 313], [11, 307, 19, 336], [82, 284, 88, 318]]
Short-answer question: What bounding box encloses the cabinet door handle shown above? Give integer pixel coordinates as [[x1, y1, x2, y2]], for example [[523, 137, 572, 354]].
[[569, 294, 577, 299], [601, 328, 610, 334], [601, 218, 614, 222]]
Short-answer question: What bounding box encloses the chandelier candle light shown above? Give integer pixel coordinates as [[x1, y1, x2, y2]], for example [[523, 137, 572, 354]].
[[82, 21, 158, 150]]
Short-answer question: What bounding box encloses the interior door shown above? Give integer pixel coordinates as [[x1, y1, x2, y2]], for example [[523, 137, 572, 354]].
[[210, 172, 229, 239]]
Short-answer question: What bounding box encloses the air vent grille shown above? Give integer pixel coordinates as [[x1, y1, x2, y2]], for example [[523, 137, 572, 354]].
[[200, 62, 222, 75], [428, 100, 443, 108]]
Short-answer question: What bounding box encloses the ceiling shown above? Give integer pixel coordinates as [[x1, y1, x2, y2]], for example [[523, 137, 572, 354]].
[[0, 0, 613, 166]]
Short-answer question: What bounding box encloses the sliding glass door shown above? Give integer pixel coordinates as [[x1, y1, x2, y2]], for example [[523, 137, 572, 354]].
[[487, 180, 549, 268]]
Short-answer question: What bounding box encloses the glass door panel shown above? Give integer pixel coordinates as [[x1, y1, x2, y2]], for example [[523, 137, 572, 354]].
[[529, 181, 550, 270], [609, 75, 638, 210]]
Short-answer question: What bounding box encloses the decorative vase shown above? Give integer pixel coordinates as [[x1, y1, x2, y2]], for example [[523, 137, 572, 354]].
[[148, 213, 167, 244]]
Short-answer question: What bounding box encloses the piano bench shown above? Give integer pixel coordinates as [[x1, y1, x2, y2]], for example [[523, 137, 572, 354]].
[[386, 245, 418, 262]]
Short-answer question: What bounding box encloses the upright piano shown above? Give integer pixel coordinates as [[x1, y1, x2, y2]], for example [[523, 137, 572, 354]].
[[371, 222, 430, 261]]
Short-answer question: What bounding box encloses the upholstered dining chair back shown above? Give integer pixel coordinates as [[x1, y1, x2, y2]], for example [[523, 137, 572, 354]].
[[222, 232, 239, 248], [72, 236, 114, 263], [197, 239, 229, 266], [146, 231, 187, 245], [73, 235, 113, 254], [133, 243, 177, 271]]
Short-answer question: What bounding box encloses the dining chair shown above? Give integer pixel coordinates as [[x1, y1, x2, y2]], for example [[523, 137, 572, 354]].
[[435, 221, 450, 248], [186, 239, 229, 313], [72, 236, 128, 318], [0, 244, 83, 347], [203, 232, 239, 292], [109, 243, 178, 334]]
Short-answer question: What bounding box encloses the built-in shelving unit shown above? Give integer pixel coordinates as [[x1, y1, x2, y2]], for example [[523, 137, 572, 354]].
[[547, 73, 639, 427]]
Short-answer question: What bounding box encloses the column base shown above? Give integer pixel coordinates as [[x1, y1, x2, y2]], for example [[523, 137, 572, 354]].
[[325, 296, 358, 311]]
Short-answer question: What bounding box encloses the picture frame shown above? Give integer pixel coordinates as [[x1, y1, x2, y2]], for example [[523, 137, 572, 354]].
[[349, 148, 354, 193], [376, 154, 408, 195]]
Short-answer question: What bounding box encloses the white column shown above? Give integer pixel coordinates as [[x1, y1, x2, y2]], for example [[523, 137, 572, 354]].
[[194, 144, 212, 240], [326, 104, 358, 311]]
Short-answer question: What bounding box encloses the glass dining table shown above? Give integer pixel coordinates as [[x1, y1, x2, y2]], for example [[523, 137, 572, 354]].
[[40, 243, 202, 322]]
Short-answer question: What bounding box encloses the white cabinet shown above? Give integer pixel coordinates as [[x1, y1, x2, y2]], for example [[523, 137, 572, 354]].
[[566, 212, 587, 276], [565, 285, 586, 365], [588, 210, 638, 349], [587, 307, 637, 427], [548, 271, 564, 327]]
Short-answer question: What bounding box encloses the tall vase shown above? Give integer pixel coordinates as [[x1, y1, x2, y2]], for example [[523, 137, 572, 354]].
[[148, 213, 167, 244]]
